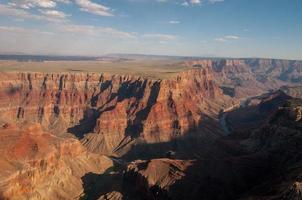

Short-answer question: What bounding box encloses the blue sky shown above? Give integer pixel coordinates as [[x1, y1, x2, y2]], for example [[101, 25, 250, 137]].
[[0, 0, 301, 59]]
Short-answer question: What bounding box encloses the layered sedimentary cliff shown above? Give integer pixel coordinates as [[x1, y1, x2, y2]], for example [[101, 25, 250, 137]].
[[185, 58, 302, 98], [0, 66, 232, 157], [0, 123, 113, 200], [0, 65, 232, 199], [0, 58, 301, 200], [121, 95, 302, 200]]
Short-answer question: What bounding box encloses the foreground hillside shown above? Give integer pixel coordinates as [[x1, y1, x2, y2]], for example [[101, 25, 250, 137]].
[[0, 58, 301, 199]]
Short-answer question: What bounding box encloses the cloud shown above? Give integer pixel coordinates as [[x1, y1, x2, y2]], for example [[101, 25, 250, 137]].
[[181, 0, 223, 6], [0, 25, 54, 35], [75, 0, 113, 16], [225, 35, 240, 39], [0, 4, 41, 19], [55, 23, 136, 38], [181, 0, 201, 6], [0, 3, 70, 22], [190, 0, 201, 5], [8, 0, 113, 18], [168, 20, 180, 24], [214, 35, 240, 42], [39, 9, 70, 18], [214, 38, 227, 42], [142, 33, 177, 41], [8, 0, 71, 9], [57, 0, 71, 3], [181, 2, 189, 6], [9, 0, 58, 9]]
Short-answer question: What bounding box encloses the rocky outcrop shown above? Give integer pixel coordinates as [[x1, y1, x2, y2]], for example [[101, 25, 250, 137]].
[[0, 66, 237, 199], [185, 58, 302, 98], [237, 98, 302, 199], [225, 91, 292, 133], [1, 58, 301, 200], [0, 67, 232, 156], [123, 159, 193, 200], [119, 97, 302, 200], [0, 123, 113, 200], [84, 67, 229, 155]]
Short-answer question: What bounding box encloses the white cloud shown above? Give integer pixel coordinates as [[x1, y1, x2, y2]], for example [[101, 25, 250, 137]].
[[75, 0, 113, 16], [9, 0, 70, 9], [55, 24, 135, 38], [190, 0, 201, 5], [0, 3, 70, 22], [0, 4, 41, 19], [39, 9, 70, 18], [214, 35, 240, 42], [225, 35, 240, 39], [182, 0, 223, 6], [9, 0, 57, 9], [168, 20, 180, 24], [143, 33, 177, 41], [214, 38, 227, 42], [57, 0, 71, 3], [181, 2, 189, 6]]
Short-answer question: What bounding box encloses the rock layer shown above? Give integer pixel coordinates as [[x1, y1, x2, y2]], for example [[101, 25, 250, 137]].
[[0, 58, 301, 200], [185, 58, 302, 98], [0, 67, 232, 156], [0, 123, 113, 200]]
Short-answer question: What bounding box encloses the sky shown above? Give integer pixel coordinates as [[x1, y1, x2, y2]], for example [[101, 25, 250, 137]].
[[0, 0, 301, 59]]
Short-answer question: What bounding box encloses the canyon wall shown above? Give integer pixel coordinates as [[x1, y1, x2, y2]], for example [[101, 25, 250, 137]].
[[185, 59, 302, 98], [120, 95, 302, 200], [0, 66, 232, 156], [0, 65, 231, 199], [0, 58, 301, 199], [0, 123, 113, 200]]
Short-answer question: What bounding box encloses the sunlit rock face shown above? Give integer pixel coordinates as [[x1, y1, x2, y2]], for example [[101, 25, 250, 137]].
[[0, 67, 231, 156], [0, 58, 301, 200], [0, 123, 113, 200], [0, 66, 230, 200]]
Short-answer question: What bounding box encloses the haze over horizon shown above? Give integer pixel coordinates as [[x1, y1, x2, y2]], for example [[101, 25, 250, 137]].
[[0, 0, 301, 60]]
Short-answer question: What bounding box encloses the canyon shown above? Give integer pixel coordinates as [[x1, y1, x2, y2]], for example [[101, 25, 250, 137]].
[[0, 57, 301, 200]]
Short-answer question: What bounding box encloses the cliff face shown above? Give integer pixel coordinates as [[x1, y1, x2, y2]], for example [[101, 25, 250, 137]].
[[1, 58, 301, 200], [238, 98, 302, 199], [0, 123, 113, 200], [0, 67, 230, 156], [124, 159, 193, 200], [185, 59, 302, 98], [120, 96, 302, 200], [84, 67, 227, 155], [0, 66, 232, 199]]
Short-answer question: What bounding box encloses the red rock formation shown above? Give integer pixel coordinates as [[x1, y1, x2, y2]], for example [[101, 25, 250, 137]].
[[0, 58, 301, 200], [119, 97, 302, 200], [124, 159, 193, 200], [0, 123, 113, 200], [0, 66, 233, 156], [185, 58, 302, 98], [0, 67, 233, 199], [84, 67, 230, 155], [126, 159, 193, 188]]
